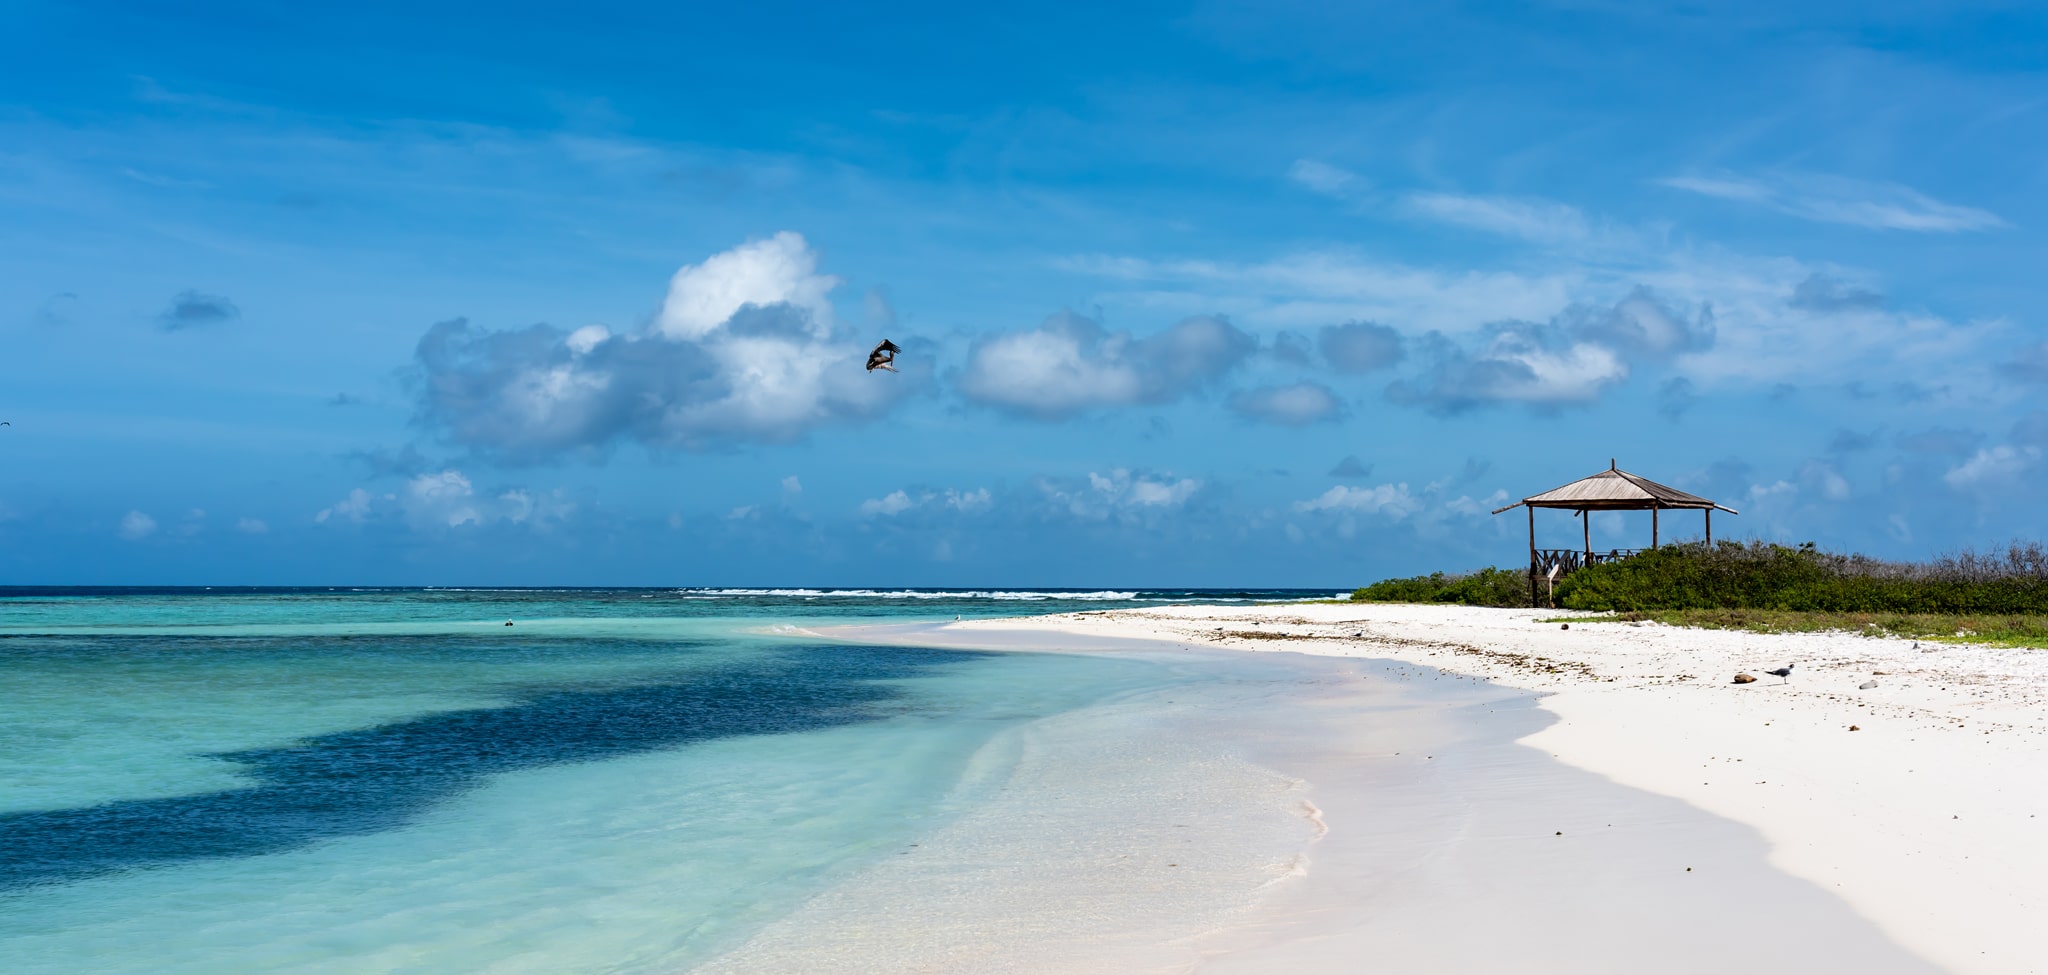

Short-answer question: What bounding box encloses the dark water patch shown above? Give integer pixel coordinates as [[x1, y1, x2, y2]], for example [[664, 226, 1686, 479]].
[[0, 641, 985, 892]]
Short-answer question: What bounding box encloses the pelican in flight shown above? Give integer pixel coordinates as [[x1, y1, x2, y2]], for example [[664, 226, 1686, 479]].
[[866, 339, 901, 373]]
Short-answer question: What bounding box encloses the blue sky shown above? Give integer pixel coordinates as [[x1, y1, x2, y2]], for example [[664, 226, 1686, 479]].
[[3, 1, 2046, 585]]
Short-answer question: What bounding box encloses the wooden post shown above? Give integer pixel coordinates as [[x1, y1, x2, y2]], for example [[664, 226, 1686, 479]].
[[1527, 505, 1537, 608], [1652, 506, 1659, 549], [1582, 508, 1591, 563], [1706, 509, 1713, 546]]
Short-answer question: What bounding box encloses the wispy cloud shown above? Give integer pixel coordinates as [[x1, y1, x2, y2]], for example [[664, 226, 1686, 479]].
[[1398, 192, 1593, 244], [118, 510, 157, 540], [1660, 173, 2005, 233], [1287, 159, 1358, 197]]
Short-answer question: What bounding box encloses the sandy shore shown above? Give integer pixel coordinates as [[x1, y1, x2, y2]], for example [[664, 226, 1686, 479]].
[[878, 604, 2046, 974]]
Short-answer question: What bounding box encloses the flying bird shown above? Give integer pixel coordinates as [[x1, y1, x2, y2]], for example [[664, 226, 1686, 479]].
[[1765, 663, 1795, 684], [866, 339, 901, 373]]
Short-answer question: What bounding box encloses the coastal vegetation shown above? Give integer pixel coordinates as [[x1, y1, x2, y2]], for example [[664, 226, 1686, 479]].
[[1352, 540, 2048, 645]]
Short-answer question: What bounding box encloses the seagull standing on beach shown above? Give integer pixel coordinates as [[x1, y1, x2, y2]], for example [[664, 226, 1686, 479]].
[[865, 339, 901, 373], [1765, 663, 1795, 684]]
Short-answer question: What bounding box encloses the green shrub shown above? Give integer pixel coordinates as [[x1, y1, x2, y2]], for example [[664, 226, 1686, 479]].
[[1554, 540, 2048, 614], [1352, 566, 1531, 608]]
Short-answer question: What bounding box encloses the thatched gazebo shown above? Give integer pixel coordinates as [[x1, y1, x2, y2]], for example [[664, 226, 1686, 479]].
[[1491, 460, 1737, 605]]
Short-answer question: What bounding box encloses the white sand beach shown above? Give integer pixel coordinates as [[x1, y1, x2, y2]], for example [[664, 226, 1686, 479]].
[[777, 604, 2047, 974]]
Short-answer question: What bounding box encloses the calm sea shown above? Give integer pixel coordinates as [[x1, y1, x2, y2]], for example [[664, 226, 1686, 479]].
[[0, 587, 1336, 973]]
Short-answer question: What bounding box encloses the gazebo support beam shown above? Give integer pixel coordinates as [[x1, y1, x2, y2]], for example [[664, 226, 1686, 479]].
[[1652, 506, 1659, 549], [1582, 508, 1590, 562], [1706, 509, 1713, 546], [1527, 505, 1537, 608]]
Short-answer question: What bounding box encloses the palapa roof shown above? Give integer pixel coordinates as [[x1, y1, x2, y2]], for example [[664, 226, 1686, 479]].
[[1491, 461, 1738, 514]]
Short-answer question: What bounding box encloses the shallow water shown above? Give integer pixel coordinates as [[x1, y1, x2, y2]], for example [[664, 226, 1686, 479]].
[[0, 588, 1333, 974]]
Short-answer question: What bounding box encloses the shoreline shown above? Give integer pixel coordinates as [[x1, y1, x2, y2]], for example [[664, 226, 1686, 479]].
[[696, 611, 2006, 973], [894, 604, 2046, 975]]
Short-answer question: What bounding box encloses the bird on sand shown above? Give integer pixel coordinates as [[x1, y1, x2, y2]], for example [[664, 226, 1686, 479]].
[[1765, 663, 1795, 684], [865, 339, 901, 372]]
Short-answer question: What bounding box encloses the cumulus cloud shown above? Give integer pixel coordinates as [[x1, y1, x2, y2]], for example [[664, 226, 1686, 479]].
[[1293, 483, 1422, 519], [860, 490, 915, 517], [1799, 461, 1852, 502], [159, 290, 239, 330], [1318, 321, 1404, 373], [118, 510, 157, 540], [860, 486, 992, 517], [1387, 328, 1627, 414], [1227, 382, 1344, 426], [1384, 287, 1709, 415], [236, 517, 269, 534], [315, 470, 572, 529], [412, 233, 913, 459], [654, 231, 837, 340], [957, 312, 1255, 420], [1038, 469, 1201, 521], [1659, 173, 2004, 233], [1945, 445, 2042, 490], [1568, 286, 1715, 359]]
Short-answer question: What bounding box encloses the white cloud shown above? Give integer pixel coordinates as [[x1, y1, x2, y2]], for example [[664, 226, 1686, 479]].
[[860, 490, 916, 516], [1660, 173, 2004, 233], [957, 312, 1254, 419], [1061, 235, 2004, 400], [781, 475, 803, 498], [1040, 469, 1202, 520], [1445, 490, 1511, 517], [1293, 483, 1422, 519], [314, 471, 570, 530], [944, 487, 993, 512], [655, 231, 837, 340], [316, 488, 384, 524], [860, 486, 993, 517], [1400, 192, 1593, 245], [1288, 159, 1357, 196], [1944, 445, 2042, 489], [405, 470, 483, 527], [414, 233, 910, 459], [235, 517, 269, 534], [118, 510, 157, 540], [1800, 461, 1852, 502]]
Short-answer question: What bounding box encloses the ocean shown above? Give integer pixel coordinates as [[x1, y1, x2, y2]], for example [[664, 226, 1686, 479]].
[[0, 587, 1339, 973]]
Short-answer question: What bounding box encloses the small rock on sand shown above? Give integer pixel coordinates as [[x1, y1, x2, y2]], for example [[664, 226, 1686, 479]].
[[1733, 673, 1757, 684], [1860, 680, 1879, 690], [1849, 725, 1861, 731], [1559, 623, 1570, 630]]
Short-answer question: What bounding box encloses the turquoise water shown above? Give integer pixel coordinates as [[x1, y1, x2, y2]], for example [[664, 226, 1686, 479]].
[[0, 588, 1332, 973]]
